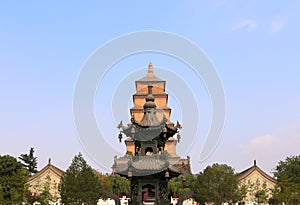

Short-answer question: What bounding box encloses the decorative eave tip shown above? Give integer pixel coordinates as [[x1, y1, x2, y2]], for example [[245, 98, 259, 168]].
[[147, 62, 154, 77]]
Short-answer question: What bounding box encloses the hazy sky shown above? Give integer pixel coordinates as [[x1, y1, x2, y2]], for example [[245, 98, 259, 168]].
[[1, 1, 300, 175]]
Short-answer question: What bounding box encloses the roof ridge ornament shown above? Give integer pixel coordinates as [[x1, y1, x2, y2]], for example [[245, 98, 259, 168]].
[[175, 121, 182, 129]]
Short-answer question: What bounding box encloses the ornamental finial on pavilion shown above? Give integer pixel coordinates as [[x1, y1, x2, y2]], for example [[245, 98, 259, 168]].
[[147, 62, 154, 77]]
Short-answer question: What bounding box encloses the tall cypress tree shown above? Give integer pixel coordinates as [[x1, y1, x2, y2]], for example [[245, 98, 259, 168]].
[[19, 147, 38, 176], [59, 153, 102, 205]]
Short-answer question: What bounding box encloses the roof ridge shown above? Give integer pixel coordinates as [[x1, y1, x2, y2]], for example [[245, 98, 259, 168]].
[[238, 163, 276, 184], [28, 162, 64, 182]]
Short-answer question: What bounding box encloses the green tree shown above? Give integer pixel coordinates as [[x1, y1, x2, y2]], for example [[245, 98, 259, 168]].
[[256, 181, 268, 204], [93, 171, 113, 198], [168, 174, 195, 197], [107, 174, 130, 195], [194, 163, 244, 205], [248, 179, 269, 204], [93, 171, 130, 197], [0, 155, 28, 204], [272, 155, 300, 205], [59, 153, 102, 205], [19, 147, 38, 176], [37, 174, 60, 205], [0, 185, 3, 202]]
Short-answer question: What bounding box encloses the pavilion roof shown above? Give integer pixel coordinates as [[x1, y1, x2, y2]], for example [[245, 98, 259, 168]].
[[113, 154, 191, 177], [120, 116, 177, 141]]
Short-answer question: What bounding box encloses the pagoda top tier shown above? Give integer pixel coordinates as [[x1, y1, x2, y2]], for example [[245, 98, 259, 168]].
[[130, 63, 174, 125], [136, 62, 165, 82], [134, 62, 166, 96]]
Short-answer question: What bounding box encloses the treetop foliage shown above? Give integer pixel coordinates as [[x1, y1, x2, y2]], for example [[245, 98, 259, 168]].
[[59, 153, 102, 205], [274, 155, 300, 183], [194, 163, 243, 205], [272, 155, 300, 205], [19, 147, 38, 176], [0, 154, 28, 204]]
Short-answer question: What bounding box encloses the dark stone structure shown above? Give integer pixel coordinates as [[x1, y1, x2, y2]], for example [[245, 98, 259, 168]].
[[113, 63, 191, 205]]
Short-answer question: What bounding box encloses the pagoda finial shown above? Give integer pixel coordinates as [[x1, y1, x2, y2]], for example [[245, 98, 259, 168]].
[[148, 85, 153, 95], [147, 62, 154, 77]]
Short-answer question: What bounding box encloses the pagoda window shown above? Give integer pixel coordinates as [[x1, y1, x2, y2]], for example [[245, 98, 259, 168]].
[[145, 147, 153, 156]]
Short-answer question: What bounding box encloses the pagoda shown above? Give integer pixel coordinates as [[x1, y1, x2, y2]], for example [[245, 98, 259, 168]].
[[113, 63, 191, 205]]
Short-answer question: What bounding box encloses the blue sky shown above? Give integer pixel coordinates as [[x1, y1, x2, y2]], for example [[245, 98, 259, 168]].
[[1, 1, 300, 175]]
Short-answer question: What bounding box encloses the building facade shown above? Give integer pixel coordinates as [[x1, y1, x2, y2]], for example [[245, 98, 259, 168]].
[[27, 159, 64, 204], [238, 160, 276, 204]]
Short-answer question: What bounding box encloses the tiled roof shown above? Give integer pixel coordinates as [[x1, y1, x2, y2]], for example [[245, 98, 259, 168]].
[[121, 115, 177, 141], [114, 155, 168, 174], [237, 160, 276, 184], [137, 75, 164, 82], [131, 156, 168, 170], [114, 154, 191, 177], [28, 160, 64, 183]]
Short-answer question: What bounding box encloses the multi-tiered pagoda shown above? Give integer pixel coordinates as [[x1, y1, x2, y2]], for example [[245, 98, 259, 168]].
[[113, 63, 191, 205]]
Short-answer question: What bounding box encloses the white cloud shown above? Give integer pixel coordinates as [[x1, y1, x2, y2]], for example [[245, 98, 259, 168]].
[[244, 132, 300, 156], [250, 134, 276, 147], [233, 19, 258, 32], [269, 19, 285, 33], [197, 122, 300, 174], [237, 124, 300, 173]]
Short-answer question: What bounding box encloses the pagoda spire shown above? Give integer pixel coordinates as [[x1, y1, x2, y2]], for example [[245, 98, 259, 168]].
[[143, 85, 155, 109], [147, 62, 154, 78]]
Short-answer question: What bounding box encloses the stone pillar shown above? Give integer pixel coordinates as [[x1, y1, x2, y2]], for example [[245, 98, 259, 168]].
[[130, 177, 139, 205], [125, 138, 135, 155]]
